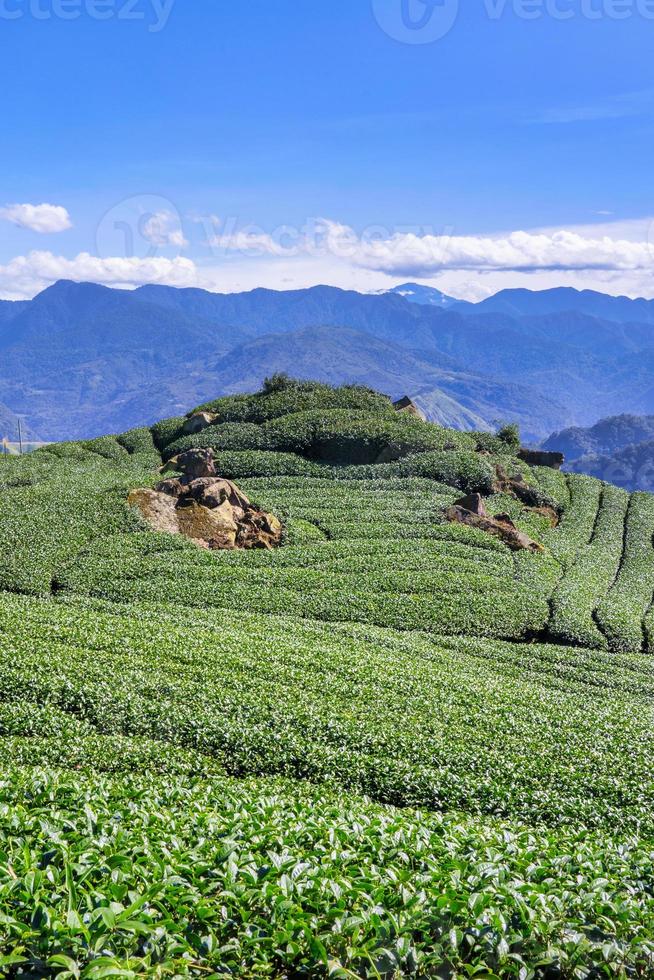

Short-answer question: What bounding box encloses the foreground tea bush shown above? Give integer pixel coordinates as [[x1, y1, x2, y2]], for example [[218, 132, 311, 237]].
[[2, 767, 654, 979], [1, 592, 654, 834]]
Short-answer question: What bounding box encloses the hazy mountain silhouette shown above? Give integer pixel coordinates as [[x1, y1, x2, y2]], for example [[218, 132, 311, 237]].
[[1, 280, 654, 441]]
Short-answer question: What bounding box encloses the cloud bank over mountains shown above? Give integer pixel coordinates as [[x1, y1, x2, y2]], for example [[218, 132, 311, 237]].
[[1, 208, 654, 301], [243, 219, 654, 276]]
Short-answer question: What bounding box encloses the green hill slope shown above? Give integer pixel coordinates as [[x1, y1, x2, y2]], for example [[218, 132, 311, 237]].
[[2, 378, 654, 977]]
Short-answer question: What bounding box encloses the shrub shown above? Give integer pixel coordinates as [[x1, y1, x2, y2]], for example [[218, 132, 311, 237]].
[[194, 382, 395, 425], [262, 371, 295, 394], [395, 450, 495, 492], [79, 434, 128, 460], [497, 422, 521, 451], [117, 426, 159, 459], [283, 518, 328, 545], [262, 410, 475, 464], [162, 423, 270, 461], [473, 430, 509, 454], [542, 473, 602, 569], [215, 450, 325, 478], [151, 415, 187, 451], [532, 464, 571, 511]]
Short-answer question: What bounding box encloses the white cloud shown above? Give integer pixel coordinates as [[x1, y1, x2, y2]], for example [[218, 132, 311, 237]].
[[0, 203, 72, 234], [317, 221, 654, 277], [3, 215, 654, 302], [141, 210, 188, 248], [0, 251, 198, 299], [208, 217, 654, 276]]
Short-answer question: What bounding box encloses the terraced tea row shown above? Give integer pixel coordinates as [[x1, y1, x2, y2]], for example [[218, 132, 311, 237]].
[[2, 592, 654, 833], [55, 472, 548, 640], [4, 435, 654, 649]]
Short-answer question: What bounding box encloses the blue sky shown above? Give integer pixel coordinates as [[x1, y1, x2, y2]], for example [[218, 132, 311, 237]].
[[1, 0, 654, 299]]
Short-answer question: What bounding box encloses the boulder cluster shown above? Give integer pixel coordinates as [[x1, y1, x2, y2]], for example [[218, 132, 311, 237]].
[[443, 461, 562, 552], [445, 493, 544, 553], [129, 448, 282, 550]]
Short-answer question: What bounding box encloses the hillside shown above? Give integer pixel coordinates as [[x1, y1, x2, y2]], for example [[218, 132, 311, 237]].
[[544, 413, 654, 459], [458, 285, 654, 323], [383, 282, 458, 308], [543, 414, 654, 490], [565, 439, 654, 492], [2, 378, 654, 976], [0, 399, 35, 444], [6, 281, 654, 442]]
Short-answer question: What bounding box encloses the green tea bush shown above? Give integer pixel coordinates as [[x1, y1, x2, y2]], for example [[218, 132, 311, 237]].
[[0, 454, 153, 594], [532, 464, 571, 511], [194, 380, 395, 424], [262, 410, 476, 463], [283, 518, 328, 545], [78, 434, 128, 460], [35, 441, 96, 461], [60, 544, 548, 639], [542, 473, 602, 568], [0, 593, 651, 834], [215, 449, 326, 478], [1, 766, 654, 978], [162, 422, 270, 460], [190, 391, 253, 420], [596, 492, 654, 651], [116, 425, 159, 459], [243, 451, 493, 491], [394, 449, 495, 491], [549, 484, 629, 648], [150, 414, 186, 451], [162, 409, 484, 477]]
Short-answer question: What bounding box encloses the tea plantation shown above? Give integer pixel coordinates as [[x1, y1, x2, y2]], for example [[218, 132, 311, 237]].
[[2, 379, 654, 978]]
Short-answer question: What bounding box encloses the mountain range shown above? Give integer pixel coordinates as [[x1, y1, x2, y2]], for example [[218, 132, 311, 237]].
[[543, 414, 654, 491], [2, 280, 654, 442]]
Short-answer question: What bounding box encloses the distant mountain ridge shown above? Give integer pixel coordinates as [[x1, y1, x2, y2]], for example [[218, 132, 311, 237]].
[[0, 399, 35, 444], [543, 414, 654, 491], [543, 414, 654, 460], [453, 286, 654, 324], [1, 280, 654, 442], [567, 439, 654, 493], [382, 282, 458, 309]]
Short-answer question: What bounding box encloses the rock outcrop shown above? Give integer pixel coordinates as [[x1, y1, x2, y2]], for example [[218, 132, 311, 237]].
[[182, 411, 218, 435], [127, 488, 180, 535], [393, 396, 426, 421], [445, 496, 544, 553], [517, 448, 564, 470], [170, 448, 218, 479], [129, 449, 282, 550], [494, 465, 560, 525]]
